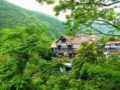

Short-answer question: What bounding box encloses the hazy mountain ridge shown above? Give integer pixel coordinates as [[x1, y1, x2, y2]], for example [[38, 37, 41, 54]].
[[0, 0, 65, 38]]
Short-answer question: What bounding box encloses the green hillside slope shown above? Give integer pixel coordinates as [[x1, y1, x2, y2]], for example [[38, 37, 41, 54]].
[[0, 0, 65, 38]]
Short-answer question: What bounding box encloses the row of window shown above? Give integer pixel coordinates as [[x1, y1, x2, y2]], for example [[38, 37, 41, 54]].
[[57, 45, 80, 50], [105, 45, 120, 49], [58, 45, 72, 50]]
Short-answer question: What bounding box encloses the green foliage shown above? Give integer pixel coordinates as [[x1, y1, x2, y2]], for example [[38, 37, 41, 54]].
[[1, 26, 120, 89], [80, 62, 120, 90], [75, 43, 98, 64], [68, 42, 120, 90], [37, 0, 120, 36], [0, 25, 67, 90], [1, 0, 120, 89]]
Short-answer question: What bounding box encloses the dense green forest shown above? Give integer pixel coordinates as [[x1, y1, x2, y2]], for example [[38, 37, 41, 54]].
[[0, 0, 65, 38], [1, 0, 120, 90], [1, 26, 120, 89]]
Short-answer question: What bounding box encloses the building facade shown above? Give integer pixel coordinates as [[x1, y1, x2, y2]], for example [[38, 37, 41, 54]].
[[104, 41, 120, 57], [51, 34, 98, 60]]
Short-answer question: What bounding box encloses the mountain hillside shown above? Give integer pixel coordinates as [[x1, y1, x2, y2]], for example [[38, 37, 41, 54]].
[[0, 0, 65, 38]]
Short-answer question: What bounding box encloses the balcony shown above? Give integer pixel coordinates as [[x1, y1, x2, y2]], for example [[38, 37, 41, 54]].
[[105, 44, 120, 49], [105, 49, 120, 55], [57, 48, 75, 53]]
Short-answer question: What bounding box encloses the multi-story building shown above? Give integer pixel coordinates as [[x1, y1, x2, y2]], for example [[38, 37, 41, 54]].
[[51, 34, 98, 60], [104, 41, 120, 57]]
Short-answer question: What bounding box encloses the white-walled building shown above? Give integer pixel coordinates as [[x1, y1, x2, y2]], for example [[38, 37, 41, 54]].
[[51, 34, 98, 60], [104, 41, 120, 57]]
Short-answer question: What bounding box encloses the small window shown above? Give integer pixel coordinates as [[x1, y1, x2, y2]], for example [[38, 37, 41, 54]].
[[66, 67, 71, 71], [64, 52, 69, 57], [58, 45, 61, 50], [69, 53, 74, 58], [61, 39, 66, 43], [68, 45, 72, 50]]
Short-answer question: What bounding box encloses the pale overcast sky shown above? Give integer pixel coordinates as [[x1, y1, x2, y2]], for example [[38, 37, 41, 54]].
[[6, 0, 120, 22], [6, 0, 66, 21]]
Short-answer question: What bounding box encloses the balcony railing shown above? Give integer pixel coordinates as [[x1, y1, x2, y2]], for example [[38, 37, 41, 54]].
[[104, 49, 120, 54], [57, 48, 75, 53], [105, 45, 120, 49]]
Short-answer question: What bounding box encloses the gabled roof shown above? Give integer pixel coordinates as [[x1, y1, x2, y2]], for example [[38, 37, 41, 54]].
[[56, 35, 73, 43], [71, 34, 98, 44], [51, 35, 72, 48], [51, 34, 98, 48]]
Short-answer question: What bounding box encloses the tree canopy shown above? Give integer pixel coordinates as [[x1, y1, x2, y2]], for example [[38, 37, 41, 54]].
[[1, 1, 120, 90], [37, 0, 120, 36]]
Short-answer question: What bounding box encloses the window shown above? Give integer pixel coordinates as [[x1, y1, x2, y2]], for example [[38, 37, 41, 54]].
[[58, 45, 61, 50], [73, 45, 80, 49], [66, 67, 71, 71], [64, 52, 69, 57], [69, 53, 74, 58], [68, 45, 72, 50], [61, 39, 66, 43]]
